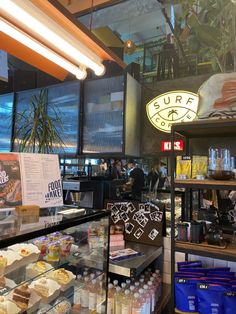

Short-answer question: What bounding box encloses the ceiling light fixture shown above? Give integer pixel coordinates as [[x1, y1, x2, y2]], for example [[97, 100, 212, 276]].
[[0, 0, 106, 78], [0, 18, 87, 80]]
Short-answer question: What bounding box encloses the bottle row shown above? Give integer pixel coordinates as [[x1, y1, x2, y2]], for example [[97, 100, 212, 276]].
[[107, 268, 162, 314]]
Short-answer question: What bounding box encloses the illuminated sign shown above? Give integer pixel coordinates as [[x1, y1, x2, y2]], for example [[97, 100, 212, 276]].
[[146, 91, 199, 133], [161, 140, 184, 151]]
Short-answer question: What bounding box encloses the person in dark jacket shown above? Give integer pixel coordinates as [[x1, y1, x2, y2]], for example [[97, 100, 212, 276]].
[[123, 159, 144, 200], [147, 160, 165, 192]]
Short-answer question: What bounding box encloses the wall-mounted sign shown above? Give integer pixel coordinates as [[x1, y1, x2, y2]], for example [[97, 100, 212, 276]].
[[146, 91, 199, 133], [161, 140, 184, 152]]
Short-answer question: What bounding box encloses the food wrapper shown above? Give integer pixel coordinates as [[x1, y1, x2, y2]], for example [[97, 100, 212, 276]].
[[176, 156, 191, 179], [191, 156, 208, 179]]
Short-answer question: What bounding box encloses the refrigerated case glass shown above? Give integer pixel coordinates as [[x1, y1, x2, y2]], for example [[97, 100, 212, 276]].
[[82, 75, 124, 153], [0, 210, 109, 313], [0, 93, 14, 152]]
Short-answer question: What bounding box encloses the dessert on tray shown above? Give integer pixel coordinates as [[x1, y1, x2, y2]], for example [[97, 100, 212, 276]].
[[51, 268, 70, 285], [0, 296, 7, 314], [34, 278, 50, 298], [26, 261, 54, 278], [30, 277, 60, 303], [0, 257, 7, 275], [12, 283, 31, 310]]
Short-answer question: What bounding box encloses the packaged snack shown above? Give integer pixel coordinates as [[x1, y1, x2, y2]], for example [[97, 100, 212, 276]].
[[47, 241, 60, 262], [48, 232, 62, 241], [197, 283, 226, 314], [175, 278, 200, 312], [191, 156, 208, 179], [60, 236, 73, 257], [33, 237, 48, 256], [176, 156, 191, 179]]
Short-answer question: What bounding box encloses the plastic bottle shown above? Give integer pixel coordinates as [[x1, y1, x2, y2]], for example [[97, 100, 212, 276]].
[[143, 284, 151, 314], [139, 278, 144, 287], [126, 279, 131, 287], [134, 282, 140, 292], [114, 286, 122, 314], [73, 275, 83, 308], [96, 280, 104, 314], [138, 288, 146, 314], [81, 276, 89, 308], [150, 274, 159, 303], [90, 273, 96, 280], [130, 285, 135, 295], [132, 293, 142, 314], [113, 280, 119, 288], [121, 282, 127, 295], [155, 270, 162, 300], [89, 279, 97, 312], [107, 283, 115, 314], [148, 281, 156, 313], [121, 289, 132, 314]]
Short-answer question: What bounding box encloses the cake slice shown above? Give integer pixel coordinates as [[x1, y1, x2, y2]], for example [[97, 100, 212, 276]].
[[0, 296, 7, 314], [13, 283, 31, 310], [34, 278, 49, 297], [53, 268, 70, 285], [0, 256, 7, 274], [0, 276, 6, 288]]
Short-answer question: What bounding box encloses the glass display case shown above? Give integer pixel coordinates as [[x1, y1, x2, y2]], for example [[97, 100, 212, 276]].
[[0, 209, 109, 313], [0, 93, 14, 152]]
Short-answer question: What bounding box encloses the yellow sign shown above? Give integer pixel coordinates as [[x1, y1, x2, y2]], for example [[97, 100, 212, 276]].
[[146, 90, 199, 133]]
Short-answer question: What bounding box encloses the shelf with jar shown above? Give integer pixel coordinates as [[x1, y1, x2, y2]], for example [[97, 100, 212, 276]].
[[0, 209, 109, 314], [170, 118, 236, 312]]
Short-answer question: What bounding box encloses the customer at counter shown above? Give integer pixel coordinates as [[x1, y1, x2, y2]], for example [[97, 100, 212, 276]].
[[147, 159, 166, 192], [123, 159, 144, 200], [111, 159, 123, 179]]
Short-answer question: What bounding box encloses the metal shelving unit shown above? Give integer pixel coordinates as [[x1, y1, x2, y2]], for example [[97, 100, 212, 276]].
[[170, 118, 236, 312], [109, 241, 162, 277]]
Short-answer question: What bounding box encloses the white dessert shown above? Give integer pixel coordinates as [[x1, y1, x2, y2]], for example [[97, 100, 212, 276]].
[[34, 278, 49, 297]]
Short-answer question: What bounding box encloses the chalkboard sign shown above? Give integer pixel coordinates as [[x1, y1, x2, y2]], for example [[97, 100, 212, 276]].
[[106, 201, 164, 246]]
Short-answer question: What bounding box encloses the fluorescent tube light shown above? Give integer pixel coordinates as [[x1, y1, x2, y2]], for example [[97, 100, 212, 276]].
[[0, 0, 105, 76], [0, 18, 87, 80]]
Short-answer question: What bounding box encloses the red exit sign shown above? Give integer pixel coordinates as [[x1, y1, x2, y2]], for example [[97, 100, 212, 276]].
[[161, 140, 184, 151]]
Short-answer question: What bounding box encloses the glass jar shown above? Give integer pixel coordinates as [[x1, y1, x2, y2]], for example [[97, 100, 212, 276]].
[[208, 148, 232, 180]]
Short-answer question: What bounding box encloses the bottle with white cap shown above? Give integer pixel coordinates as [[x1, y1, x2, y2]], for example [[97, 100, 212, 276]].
[[121, 282, 127, 295], [139, 278, 145, 287], [114, 286, 122, 314], [113, 280, 119, 288], [155, 270, 162, 300], [134, 282, 140, 292], [81, 276, 89, 308], [126, 279, 131, 287], [88, 279, 98, 312], [138, 288, 146, 314], [121, 289, 132, 314], [130, 285, 135, 295], [107, 283, 115, 314], [143, 285, 151, 314], [132, 293, 142, 314], [148, 281, 156, 313]]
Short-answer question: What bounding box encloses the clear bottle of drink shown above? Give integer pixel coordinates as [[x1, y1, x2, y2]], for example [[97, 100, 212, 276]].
[[147, 281, 156, 313], [150, 274, 159, 303], [90, 273, 96, 280], [132, 293, 142, 314], [73, 275, 83, 309], [121, 282, 127, 295], [130, 285, 135, 295], [134, 282, 140, 292], [143, 284, 151, 314], [121, 289, 132, 314], [114, 286, 122, 314], [96, 280, 104, 314], [155, 270, 162, 299], [81, 276, 89, 308], [107, 283, 115, 314], [126, 279, 131, 287], [89, 279, 98, 313], [138, 288, 146, 314], [113, 280, 119, 288], [139, 278, 144, 287]]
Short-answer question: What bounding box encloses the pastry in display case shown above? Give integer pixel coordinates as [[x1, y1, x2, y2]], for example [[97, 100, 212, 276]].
[[0, 210, 109, 313]]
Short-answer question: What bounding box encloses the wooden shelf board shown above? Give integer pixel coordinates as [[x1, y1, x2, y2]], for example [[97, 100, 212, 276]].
[[175, 241, 236, 261], [174, 179, 236, 190]]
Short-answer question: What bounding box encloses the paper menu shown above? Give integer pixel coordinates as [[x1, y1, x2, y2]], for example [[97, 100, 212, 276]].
[[0, 153, 63, 210]]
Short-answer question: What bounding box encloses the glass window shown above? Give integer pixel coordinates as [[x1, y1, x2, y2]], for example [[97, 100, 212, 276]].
[[0, 93, 14, 152], [47, 81, 80, 154]]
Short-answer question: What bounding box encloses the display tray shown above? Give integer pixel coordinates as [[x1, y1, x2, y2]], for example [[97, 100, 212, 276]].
[[175, 241, 236, 261], [176, 240, 227, 249]]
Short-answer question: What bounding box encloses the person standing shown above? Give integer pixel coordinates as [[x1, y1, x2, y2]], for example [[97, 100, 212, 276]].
[[147, 160, 164, 193], [123, 159, 144, 200]]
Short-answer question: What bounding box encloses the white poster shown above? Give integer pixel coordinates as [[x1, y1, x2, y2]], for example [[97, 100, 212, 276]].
[[0, 153, 63, 210]]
